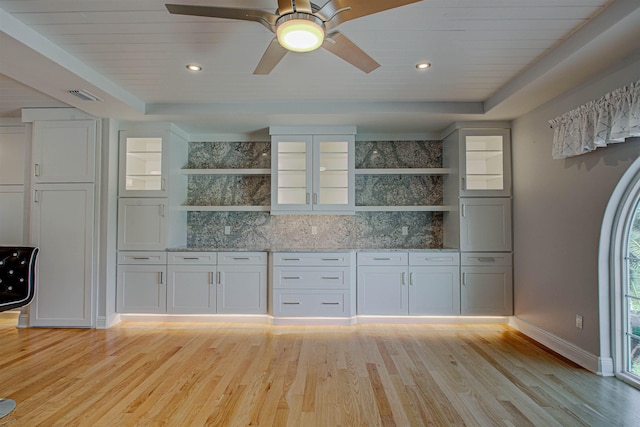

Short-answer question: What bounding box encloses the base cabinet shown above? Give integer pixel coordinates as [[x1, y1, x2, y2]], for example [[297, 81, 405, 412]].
[[409, 266, 460, 315], [118, 251, 267, 315], [217, 265, 267, 314], [357, 266, 408, 315], [357, 252, 460, 316], [271, 252, 355, 318], [460, 253, 513, 315], [117, 251, 167, 313], [167, 265, 216, 314]]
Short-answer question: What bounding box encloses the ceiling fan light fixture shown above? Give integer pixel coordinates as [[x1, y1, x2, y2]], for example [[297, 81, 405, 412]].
[[276, 13, 325, 52]]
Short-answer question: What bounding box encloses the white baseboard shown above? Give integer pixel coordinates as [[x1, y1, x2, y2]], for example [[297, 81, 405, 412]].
[[96, 313, 121, 329], [357, 315, 511, 325], [117, 314, 271, 324], [270, 316, 357, 326], [510, 317, 614, 376]]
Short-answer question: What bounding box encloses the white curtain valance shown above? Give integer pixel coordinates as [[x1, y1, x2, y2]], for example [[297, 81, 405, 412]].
[[549, 80, 640, 159]]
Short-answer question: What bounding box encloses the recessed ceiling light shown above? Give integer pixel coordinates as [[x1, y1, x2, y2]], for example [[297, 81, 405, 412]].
[[186, 64, 203, 72], [416, 62, 431, 70]]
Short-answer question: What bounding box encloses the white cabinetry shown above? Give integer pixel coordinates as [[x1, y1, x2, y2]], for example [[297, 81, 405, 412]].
[[357, 252, 460, 316], [117, 252, 167, 314], [408, 253, 460, 315], [32, 120, 96, 183], [461, 253, 513, 315], [117, 124, 187, 250], [217, 252, 267, 314], [357, 252, 408, 315], [118, 198, 167, 250], [458, 128, 511, 197], [167, 252, 217, 314], [0, 126, 27, 244], [29, 120, 97, 327], [443, 125, 513, 317], [460, 198, 512, 252], [270, 127, 355, 214], [271, 252, 355, 318]]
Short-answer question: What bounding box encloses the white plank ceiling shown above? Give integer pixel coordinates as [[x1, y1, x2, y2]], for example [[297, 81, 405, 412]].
[[0, 0, 639, 136]]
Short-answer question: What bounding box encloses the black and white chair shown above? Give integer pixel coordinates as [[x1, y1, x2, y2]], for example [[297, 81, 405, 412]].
[[0, 246, 38, 419]]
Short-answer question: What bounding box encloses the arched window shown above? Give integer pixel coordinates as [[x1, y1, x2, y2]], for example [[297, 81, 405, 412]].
[[600, 155, 640, 386]]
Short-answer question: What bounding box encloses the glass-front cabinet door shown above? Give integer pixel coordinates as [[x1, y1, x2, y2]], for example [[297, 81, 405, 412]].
[[271, 135, 313, 212], [271, 133, 354, 214], [460, 129, 511, 197], [119, 131, 168, 197], [313, 135, 354, 212]]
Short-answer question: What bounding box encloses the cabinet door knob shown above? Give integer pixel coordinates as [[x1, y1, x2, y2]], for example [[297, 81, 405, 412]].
[[401, 272, 406, 285], [34, 163, 41, 177]]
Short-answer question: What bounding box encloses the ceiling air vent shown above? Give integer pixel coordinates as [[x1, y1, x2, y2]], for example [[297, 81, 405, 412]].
[[68, 89, 103, 102]]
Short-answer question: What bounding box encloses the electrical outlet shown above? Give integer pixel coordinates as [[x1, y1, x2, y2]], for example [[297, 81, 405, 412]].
[[402, 226, 408, 236], [575, 314, 583, 329], [224, 226, 231, 235], [311, 226, 318, 235]]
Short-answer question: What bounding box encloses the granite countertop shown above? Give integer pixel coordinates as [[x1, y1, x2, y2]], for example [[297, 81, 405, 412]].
[[167, 247, 459, 252]]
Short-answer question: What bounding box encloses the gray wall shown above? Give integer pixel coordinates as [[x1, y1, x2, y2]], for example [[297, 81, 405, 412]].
[[512, 55, 640, 355]]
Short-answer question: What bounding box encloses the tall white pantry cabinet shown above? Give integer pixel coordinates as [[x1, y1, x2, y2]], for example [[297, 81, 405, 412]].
[[444, 126, 513, 316], [29, 120, 98, 327]]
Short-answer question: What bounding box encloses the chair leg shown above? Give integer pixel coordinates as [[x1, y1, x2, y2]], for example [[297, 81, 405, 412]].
[[0, 398, 16, 418]]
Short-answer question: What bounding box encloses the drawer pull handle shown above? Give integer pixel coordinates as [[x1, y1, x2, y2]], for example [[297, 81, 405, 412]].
[[402, 272, 406, 285], [283, 258, 301, 261], [322, 277, 340, 280], [373, 257, 391, 261], [132, 257, 151, 260], [425, 258, 448, 262], [283, 302, 300, 305], [233, 257, 250, 260], [182, 257, 200, 260], [283, 276, 301, 280], [478, 257, 496, 262], [322, 258, 340, 261], [322, 302, 340, 305]]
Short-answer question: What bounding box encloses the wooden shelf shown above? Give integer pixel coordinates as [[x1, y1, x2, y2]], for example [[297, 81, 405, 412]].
[[180, 169, 271, 175], [355, 168, 453, 175]]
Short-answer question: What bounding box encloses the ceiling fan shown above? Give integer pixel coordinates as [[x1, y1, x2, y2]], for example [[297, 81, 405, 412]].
[[166, 0, 422, 75]]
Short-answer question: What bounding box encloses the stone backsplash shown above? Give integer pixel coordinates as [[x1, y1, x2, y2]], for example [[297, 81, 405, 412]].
[[185, 140, 445, 249]]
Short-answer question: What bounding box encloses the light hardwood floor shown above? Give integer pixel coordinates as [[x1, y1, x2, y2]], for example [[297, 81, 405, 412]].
[[1, 313, 639, 426]]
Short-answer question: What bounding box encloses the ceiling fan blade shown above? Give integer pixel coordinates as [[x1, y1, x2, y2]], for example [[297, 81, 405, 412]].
[[292, 0, 313, 13], [253, 38, 289, 75], [277, 0, 294, 15], [318, 0, 421, 30], [165, 4, 277, 32], [322, 32, 380, 73]]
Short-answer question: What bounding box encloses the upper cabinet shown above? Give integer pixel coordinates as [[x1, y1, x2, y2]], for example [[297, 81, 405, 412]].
[[444, 128, 511, 197], [270, 127, 355, 214], [119, 131, 168, 197], [457, 128, 511, 197], [32, 120, 96, 183]]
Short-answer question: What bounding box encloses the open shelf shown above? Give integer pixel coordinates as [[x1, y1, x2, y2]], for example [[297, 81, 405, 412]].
[[180, 169, 271, 175], [354, 205, 457, 212], [355, 168, 453, 175], [179, 205, 271, 212]]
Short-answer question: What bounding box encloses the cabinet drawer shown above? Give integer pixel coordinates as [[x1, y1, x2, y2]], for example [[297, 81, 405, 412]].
[[272, 267, 351, 289], [460, 252, 512, 266], [118, 251, 167, 265], [409, 252, 459, 266], [357, 252, 408, 266], [461, 252, 512, 266], [218, 252, 267, 265], [273, 290, 349, 317], [272, 252, 352, 266], [167, 252, 216, 265]]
